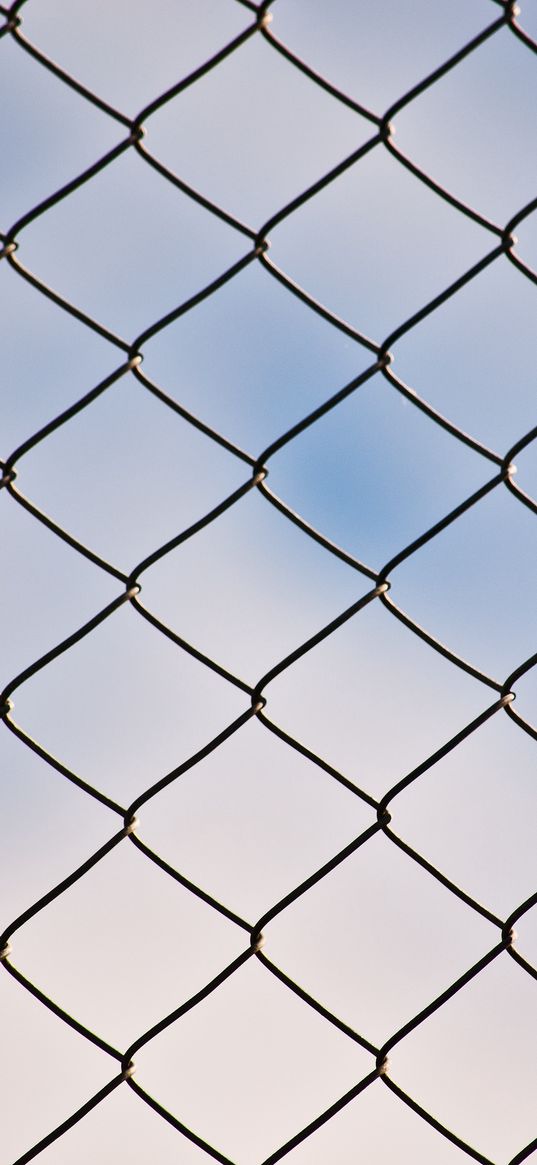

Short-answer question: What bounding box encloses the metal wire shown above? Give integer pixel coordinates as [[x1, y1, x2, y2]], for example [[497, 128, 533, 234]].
[[1, 1, 536, 1162]]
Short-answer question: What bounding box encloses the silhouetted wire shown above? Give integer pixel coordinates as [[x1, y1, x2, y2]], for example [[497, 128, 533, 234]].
[[1, 1, 536, 1162]]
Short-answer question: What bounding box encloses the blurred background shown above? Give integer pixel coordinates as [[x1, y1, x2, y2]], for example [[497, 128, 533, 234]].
[[1, 2, 536, 1162]]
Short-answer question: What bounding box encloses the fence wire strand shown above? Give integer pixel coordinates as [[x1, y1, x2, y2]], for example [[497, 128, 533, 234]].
[[1, 1, 536, 1162]]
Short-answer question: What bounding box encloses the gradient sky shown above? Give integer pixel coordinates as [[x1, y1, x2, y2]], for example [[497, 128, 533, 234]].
[[1, 3, 536, 1164]]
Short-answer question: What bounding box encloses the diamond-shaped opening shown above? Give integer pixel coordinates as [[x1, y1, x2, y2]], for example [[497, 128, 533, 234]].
[[0, 968, 111, 1164], [13, 839, 246, 1049], [516, 432, 537, 503], [515, 206, 537, 274], [267, 832, 494, 1046], [136, 955, 372, 1164], [142, 487, 370, 681], [17, 371, 246, 566], [0, 726, 114, 926], [515, 903, 537, 971], [392, 486, 537, 678], [395, 28, 537, 223], [12, 601, 245, 805], [0, 34, 121, 226], [140, 715, 374, 922], [392, 955, 537, 1162], [268, 371, 490, 569], [268, 598, 491, 800], [511, 662, 537, 740], [0, 262, 116, 453], [273, 0, 493, 113], [30, 1080, 212, 1165], [271, 144, 489, 342], [142, 259, 373, 453], [148, 32, 374, 228], [0, 495, 117, 681], [21, 0, 251, 116], [389, 711, 537, 919], [280, 1064, 471, 1165], [18, 147, 247, 338], [393, 257, 537, 453]]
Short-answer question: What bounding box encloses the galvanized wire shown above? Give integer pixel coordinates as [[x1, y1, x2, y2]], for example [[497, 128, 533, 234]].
[[1, 1, 536, 1162]]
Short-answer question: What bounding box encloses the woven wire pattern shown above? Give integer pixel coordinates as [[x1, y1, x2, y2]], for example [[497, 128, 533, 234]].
[[1, 0, 536, 1161]]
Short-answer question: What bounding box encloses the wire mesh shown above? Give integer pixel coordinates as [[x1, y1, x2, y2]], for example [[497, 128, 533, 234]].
[[1, 1, 536, 1162]]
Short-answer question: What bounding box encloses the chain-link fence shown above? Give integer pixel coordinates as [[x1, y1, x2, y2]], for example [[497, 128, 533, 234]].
[[1, 1, 536, 1162]]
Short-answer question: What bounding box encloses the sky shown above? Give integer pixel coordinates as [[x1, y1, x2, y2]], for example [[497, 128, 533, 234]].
[[1, 2, 536, 1164]]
